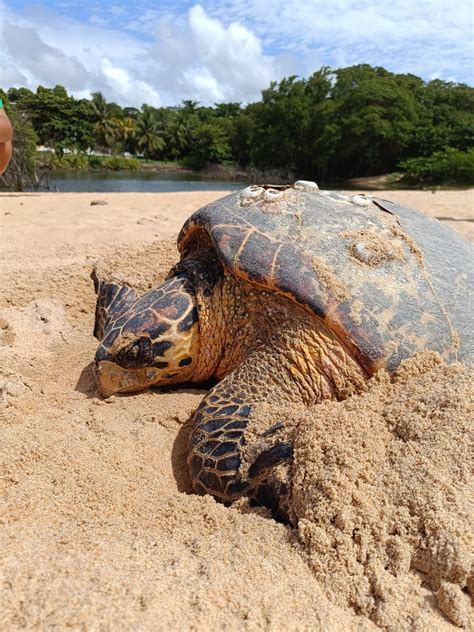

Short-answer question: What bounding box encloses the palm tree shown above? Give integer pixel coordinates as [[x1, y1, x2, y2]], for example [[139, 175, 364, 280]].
[[165, 117, 190, 159], [90, 91, 116, 153], [136, 108, 165, 160], [113, 117, 136, 154], [181, 99, 200, 113], [164, 106, 200, 159]]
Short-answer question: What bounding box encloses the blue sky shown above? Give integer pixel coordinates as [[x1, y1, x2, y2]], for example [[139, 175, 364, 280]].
[[1, 0, 473, 106]]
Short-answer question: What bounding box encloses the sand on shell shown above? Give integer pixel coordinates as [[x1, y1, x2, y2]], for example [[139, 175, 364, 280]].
[[0, 189, 473, 630]]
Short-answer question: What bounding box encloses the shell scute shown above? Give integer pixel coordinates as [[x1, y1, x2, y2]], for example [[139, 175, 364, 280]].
[[235, 230, 278, 285], [211, 224, 248, 262], [273, 242, 328, 320]]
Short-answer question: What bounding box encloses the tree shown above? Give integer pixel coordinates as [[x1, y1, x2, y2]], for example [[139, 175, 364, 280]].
[[321, 65, 422, 177], [15, 85, 93, 155], [249, 75, 321, 175], [408, 80, 474, 157], [184, 120, 230, 169], [7, 87, 34, 104], [213, 102, 242, 118], [136, 107, 165, 160], [90, 91, 116, 153], [113, 117, 136, 155], [181, 100, 200, 113], [229, 113, 253, 167]]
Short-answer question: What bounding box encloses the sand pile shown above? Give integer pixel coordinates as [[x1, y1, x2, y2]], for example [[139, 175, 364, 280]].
[[292, 353, 473, 629], [1, 191, 473, 630]]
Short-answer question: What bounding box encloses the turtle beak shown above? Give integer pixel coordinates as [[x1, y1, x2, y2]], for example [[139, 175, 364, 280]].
[[94, 360, 155, 397]]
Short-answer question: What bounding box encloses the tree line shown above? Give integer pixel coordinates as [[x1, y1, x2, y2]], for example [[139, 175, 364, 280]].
[[1, 64, 473, 188]]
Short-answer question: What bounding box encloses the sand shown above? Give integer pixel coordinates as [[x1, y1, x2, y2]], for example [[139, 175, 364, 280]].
[[293, 353, 473, 629], [0, 188, 472, 630]]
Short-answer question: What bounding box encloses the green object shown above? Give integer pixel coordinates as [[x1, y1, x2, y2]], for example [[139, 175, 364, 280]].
[[0, 98, 4, 109]]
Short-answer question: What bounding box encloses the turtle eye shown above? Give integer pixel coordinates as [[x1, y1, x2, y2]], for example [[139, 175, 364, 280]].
[[129, 344, 139, 359], [118, 337, 151, 368]]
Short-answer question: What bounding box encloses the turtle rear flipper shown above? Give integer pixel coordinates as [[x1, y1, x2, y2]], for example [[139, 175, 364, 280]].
[[91, 268, 138, 340]]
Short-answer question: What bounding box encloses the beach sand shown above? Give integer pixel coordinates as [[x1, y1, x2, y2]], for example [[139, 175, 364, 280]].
[[0, 189, 472, 630]]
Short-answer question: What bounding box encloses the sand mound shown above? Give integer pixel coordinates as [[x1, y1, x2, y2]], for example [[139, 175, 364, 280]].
[[93, 241, 178, 292], [292, 352, 473, 629]]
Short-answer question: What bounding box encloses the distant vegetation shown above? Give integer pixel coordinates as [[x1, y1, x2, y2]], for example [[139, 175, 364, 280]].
[[399, 148, 474, 185], [1, 64, 473, 189]]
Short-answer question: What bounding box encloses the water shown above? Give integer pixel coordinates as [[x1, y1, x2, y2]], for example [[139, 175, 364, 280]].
[[33, 170, 434, 194], [37, 170, 245, 193]]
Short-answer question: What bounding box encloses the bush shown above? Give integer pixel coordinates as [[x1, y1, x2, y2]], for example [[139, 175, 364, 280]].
[[87, 154, 103, 169], [101, 155, 140, 170], [49, 152, 89, 170], [47, 153, 141, 171], [399, 148, 474, 185]]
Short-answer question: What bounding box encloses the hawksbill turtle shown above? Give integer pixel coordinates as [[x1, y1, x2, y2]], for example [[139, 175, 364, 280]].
[[92, 182, 473, 519]]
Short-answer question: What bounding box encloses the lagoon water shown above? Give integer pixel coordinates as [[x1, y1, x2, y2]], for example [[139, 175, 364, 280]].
[[33, 170, 416, 194], [38, 170, 244, 193]]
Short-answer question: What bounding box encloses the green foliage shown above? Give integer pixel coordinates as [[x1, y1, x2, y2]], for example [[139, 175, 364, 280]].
[[182, 121, 231, 169], [411, 80, 474, 156], [48, 152, 89, 170], [229, 113, 253, 167], [0, 95, 38, 191], [249, 66, 473, 182], [319, 66, 422, 177], [3, 65, 473, 185], [7, 87, 34, 103], [399, 148, 474, 184], [136, 107, 165, 159], [51, 153, 140, 171], [101, 155, 140, 170], [90, 91, 116, 152], [9, 85, 94, 155], [87, 155, 104, 169], [113, 117, 136, 155]]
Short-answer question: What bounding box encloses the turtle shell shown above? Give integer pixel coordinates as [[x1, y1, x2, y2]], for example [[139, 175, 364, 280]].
[[177, 185, 473, 373]]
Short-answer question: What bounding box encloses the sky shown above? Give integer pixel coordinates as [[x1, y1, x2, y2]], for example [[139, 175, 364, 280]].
[[1, 0, 473, 107]]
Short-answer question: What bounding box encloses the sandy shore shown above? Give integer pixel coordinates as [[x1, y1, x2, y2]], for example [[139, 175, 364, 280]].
[[0, 189, 472, 630]]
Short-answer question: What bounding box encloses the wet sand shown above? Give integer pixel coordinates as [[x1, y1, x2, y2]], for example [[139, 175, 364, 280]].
[[0, 189, 472, 630]]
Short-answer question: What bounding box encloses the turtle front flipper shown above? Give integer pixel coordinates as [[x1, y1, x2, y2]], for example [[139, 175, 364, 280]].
[[187, 353, 294, 520], [91, 268, 138, 340]]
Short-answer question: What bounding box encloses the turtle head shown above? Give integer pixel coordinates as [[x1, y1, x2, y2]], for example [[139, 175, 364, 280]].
[[94, 276, 200, 397]]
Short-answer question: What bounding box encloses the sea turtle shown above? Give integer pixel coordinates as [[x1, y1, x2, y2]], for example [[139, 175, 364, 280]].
[[92, 182, 473, 519]]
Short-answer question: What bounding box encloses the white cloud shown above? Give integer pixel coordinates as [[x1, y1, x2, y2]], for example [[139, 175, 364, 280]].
[[0, 0, 472, 108], [2, 23, 90, 89], [210, 0, 473, 83], [146, 5, 277, 104], [110, 5, 127, 17], [0, 1, 278, 106], [100, 58, 162, 106]]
